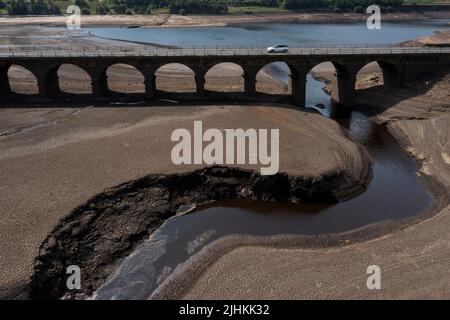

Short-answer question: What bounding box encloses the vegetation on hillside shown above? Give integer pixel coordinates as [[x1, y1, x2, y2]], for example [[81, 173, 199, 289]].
[[1, 0, 445, 16]]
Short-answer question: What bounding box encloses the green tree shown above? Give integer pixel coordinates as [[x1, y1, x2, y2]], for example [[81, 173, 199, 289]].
[[74, 0, 89, 9], [354, 5, 364, 12], [96, 3, 110, 14], [9, 0, 30, 15]]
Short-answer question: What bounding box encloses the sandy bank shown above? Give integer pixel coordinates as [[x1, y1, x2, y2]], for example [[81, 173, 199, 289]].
[[420, 30, 450, 46]]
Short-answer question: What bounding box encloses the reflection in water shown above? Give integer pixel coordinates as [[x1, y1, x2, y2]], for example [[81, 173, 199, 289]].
[[93, 76, 432, 300]]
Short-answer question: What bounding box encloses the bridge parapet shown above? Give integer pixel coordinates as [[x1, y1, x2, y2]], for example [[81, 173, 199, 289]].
[[1, 45, 450, 58]]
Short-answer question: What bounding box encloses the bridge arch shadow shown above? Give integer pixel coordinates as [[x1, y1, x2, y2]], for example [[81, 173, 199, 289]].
[[256, 62, 290, 95], [155, 63, 196, 93], [205, 62, 244, 93]]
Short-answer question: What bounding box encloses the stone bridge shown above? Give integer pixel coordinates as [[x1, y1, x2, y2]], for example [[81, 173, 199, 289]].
[[1, 46, 449, 106]]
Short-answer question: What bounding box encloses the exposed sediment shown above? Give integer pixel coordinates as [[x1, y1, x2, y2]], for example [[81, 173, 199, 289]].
[[6, 25, 448, 300], [156, 66, 450, 300], [29, 163, 371, 299], [419, 30, 450, 47], [0, 97, 374, 300]]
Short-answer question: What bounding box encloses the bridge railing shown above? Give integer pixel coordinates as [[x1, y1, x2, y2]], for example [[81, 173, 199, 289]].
[[0, 44, 450, 58]]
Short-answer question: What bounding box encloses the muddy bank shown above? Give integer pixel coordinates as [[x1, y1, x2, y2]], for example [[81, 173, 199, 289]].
[[155, 199, 450, 299], [153, 64, 450, 300], [0, 100, 372, 299], [353, 68, 450, 201], [1, 12, 450, 28], [27, 67, 450, 300], [30, 164, 371, 299]]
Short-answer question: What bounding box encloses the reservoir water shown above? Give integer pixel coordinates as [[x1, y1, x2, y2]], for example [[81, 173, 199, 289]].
[[90, 19, 449, 299], [87, 19, 450, 47]]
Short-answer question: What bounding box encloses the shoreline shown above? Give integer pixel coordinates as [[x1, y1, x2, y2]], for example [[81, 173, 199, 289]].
[[152, 176, 447, 300], [31, 160, 373, 299], [0, 12, 449, 28]]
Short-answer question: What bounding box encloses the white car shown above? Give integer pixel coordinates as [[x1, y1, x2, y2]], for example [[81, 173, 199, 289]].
[[267, 45, 289, 53]]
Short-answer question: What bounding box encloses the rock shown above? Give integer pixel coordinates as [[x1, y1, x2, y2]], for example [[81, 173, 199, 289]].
[[315, 103, 326, 109]]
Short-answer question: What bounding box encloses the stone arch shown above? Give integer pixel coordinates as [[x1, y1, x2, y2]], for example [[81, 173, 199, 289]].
[[6, 64, 39, 95], [256, 61, 291, 94], [305, 62, 339, 108], [307, 61, 350, 82], [205, 62, 244, 92], [155, 63, 196, 93], [56, 64, 93, 94], [356, 61, 400, 89], [306, 61, 355, 107], [106, 63, 145, 93]]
